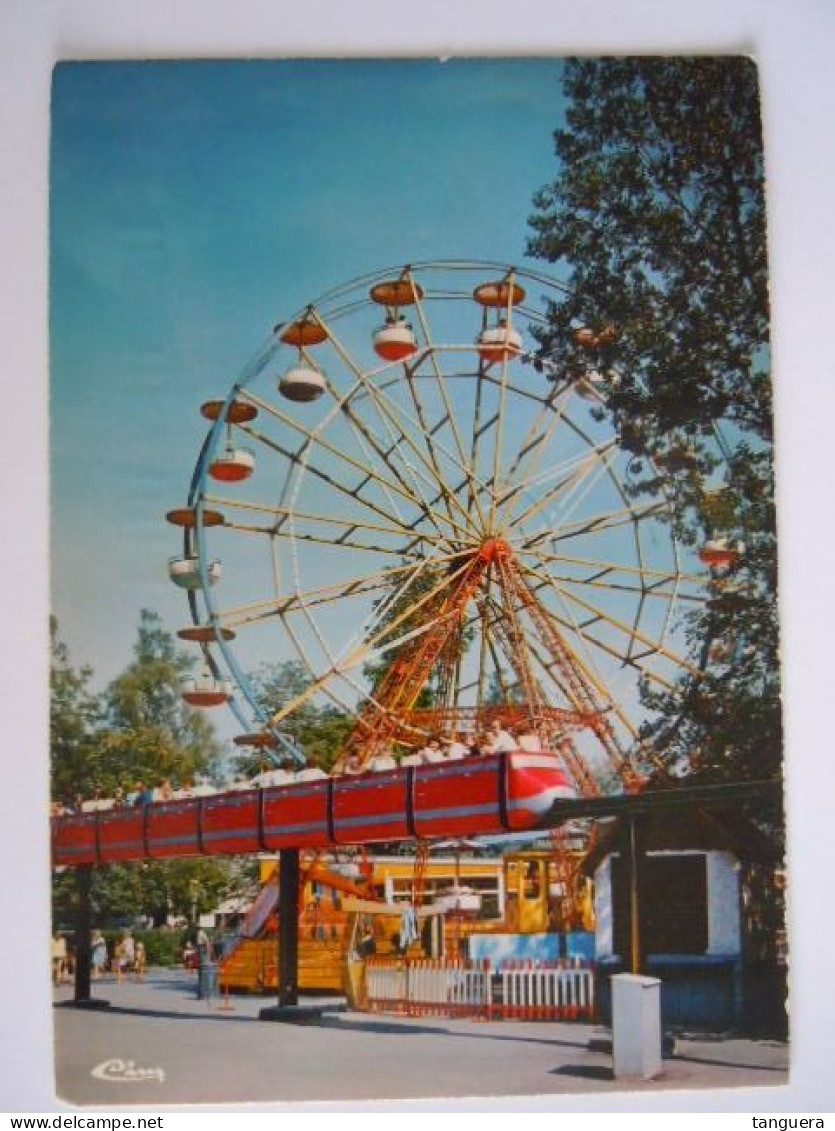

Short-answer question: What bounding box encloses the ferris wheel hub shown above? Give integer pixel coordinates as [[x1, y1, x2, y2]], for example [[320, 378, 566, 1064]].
[[477, 537, 512, 564]]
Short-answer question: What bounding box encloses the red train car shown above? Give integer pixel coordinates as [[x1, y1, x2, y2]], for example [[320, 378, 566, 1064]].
[[51, 751, 574, 868]]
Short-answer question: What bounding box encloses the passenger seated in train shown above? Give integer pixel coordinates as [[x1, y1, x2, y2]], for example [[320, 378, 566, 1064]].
[[342, 752, 366, 775], [515, 726, 543, 752], [484, 719, 516, 754], [81, 789, 113, 812], [130, 781, 155, 807], [368, 749, 397, 772], [252, 765, 295, 788], [443, 732, 471, 760], [295, 764, 328, 782], [155, 779, 174, 802], [398, 748, 423, 767], [420, 736, 446, 763]]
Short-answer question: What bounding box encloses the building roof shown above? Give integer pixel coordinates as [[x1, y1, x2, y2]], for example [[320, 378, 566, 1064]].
[[582, 804, 782, 875]]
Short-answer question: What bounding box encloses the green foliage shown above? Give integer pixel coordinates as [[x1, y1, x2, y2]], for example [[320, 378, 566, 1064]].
[[641, 447, 782, 783], [135, 928, 189, 968], [53, 857, 244, 931], [50, 617, 104, 805], [528, 58, 781, 790], [51, 610, 234, 926], [243, 661, 353, 772], [105, 609, 222, 779], [528, 57, 770, 445], [54, 609, 223, 798]]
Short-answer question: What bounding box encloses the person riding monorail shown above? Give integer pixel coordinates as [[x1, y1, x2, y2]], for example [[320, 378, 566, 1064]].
[[485, 720, 516, 754]]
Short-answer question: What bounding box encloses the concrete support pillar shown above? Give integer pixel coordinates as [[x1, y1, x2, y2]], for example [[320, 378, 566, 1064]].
[[278, 848, 300, 1008], [74, 865, 93, 1003], [67, 866, 108, 1010]]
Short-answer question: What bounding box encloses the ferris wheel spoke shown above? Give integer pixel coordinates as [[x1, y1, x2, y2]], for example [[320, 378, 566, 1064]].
[[519, 557, 700, 678], [502, 440, 620, 538], [240, 391, 457, 540], [519, 501, 670, 552], [404, 269, 490, 530], [338, 385, 480, 549], [523, 596, 679, 694], [499, 393, 622, 530], [516, 547, 705, 588], [216, 554, 464, 629], [392, 360, 489, 535], [359, 354, 519, 530], [218, 581, 398, 630], [334, 399, 452, 545], [270, 525, 441, 558], [277, 608, 367, 720], [496, 446, 617, 532], [265, 555, 479, 729], [306, 307, 476, 540], [518, 549, 706, 606], [204, 495, 452, 548], [238, 409, 463, 543], [497, 389, 587, 520], [308, 367, 463, 548], [203, 493, 443, 549], [320, 344, 503, 537], [484, 271, 521, 533], [500, 381, 572, 499]]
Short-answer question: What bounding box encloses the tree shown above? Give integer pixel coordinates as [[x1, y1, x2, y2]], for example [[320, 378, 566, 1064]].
[[241, 661, 353, 774], [528, 57, 770, 444], [50, 617, 104, 805], [527, 58, 781, 789], [51, 611, 234, 928], [105, 608, 222, 779]]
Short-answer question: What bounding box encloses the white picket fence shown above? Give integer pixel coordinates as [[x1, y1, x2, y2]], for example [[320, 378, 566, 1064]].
[[365, 957, 594, 1021], [499, 960, 594, 1020]]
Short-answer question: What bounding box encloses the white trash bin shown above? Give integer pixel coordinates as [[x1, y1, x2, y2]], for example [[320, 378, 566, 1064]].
[[611, 972, 663, 1080]]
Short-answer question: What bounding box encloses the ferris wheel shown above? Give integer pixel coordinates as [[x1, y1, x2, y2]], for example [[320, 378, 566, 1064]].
[[167, 261, 725, 797]]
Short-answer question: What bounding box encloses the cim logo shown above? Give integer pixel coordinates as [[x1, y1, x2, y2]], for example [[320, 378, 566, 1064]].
[[91, 1058, 165, 1083]]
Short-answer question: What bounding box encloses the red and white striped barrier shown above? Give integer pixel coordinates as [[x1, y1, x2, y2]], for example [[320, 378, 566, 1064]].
[[364, 957, 593, 1022]]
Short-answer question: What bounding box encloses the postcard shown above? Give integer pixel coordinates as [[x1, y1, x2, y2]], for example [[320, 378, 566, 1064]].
[[47, 56, 788, 1108]]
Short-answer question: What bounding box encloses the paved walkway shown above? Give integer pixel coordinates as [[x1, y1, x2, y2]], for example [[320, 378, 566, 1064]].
[[52, 970, 788, 1107]]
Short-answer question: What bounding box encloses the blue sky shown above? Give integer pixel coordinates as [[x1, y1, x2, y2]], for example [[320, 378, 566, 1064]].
[[50, 58, 568, 692]]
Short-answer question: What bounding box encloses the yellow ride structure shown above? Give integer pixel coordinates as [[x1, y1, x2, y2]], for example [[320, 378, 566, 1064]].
[[218, 849, 594, 993]]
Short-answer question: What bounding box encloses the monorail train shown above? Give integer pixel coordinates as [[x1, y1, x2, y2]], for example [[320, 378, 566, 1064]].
[[51, 751, 574, 868]]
